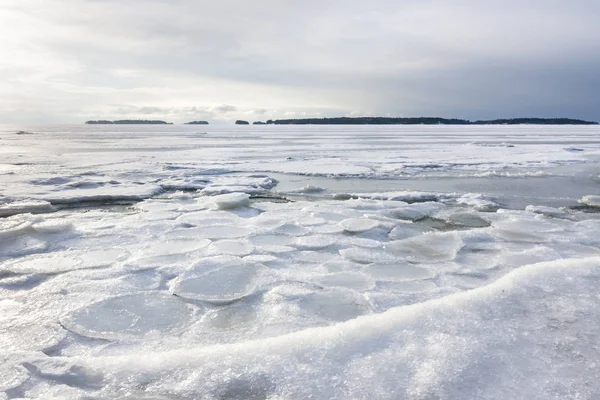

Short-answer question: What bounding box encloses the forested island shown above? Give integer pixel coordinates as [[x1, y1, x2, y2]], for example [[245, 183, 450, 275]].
[[261, 117, 598, 125], [85, 120, 172, 125], [185, 121, 209, 125], [235, 120, 250, 125]]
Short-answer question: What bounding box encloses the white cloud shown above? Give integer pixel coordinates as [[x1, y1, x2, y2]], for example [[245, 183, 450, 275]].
[[1, 0, 599, 123]]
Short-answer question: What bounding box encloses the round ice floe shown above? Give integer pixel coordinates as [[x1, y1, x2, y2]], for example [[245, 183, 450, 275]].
[[244, 254, 278, 263], [340, 218, 380, 233], [310, 224, 346, 234], [0, 321, 67, 352], [170, 257, 264, 304], [208, 240, 254, 256], [201, 303, 258, 332], [578, 195, 600, 208], [313, 272, 375, 291], [1, 252, 84, 274], [61, 292, 197, 341], [176, 211, 241, 227], [78, 248, 130, 268], [0, 235, 47, 257], [296, 289, 371, 322], [143, 239, 210, 256], [196, 225, 253, 240], [294, 235, 337, 250], [213, 193, 250, 210], [339, 247, 397, 264], [139, 211, 180, 221], [293, 250, 336, 264], [381, 280, 438, 294], [386, 232, 464, 263], [135, 201, 180, 212], [363, 262, 436, 282], [250, 234, 295, 248], [272, 223, 310, 236], [261, 245, 296, 254], [321, 259, 364, 273]]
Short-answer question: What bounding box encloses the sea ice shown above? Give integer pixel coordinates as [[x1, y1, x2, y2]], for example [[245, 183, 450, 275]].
[[386, 232, 464, 262], [340, 218, 380, 233], [578, 195, 600, 208], [212, 192, 251, 210], [170, 257, 264, 304], [61, 292, 197, 341]]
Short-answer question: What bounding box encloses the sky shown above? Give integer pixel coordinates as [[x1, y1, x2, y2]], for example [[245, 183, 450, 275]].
[[1, 0, 599, 124]]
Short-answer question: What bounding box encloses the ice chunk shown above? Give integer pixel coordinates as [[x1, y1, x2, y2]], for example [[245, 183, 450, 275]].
[[0, 236, 48, 258], [1, 252, 88, 274], [456, 193, 499, 212], [525, 205, 566, 218], [388, 223, 431, 240], [339, 247, 398, 264], [212, 193, 250, 210], [443, 212, 490, 228], [170, 257, 264, 304], [290, 185, 325, 194], [340, 218, 380, 233], [363, 262, 436, 281], [31, 219, 74, 233], [0, 219, 33, 239], [0, 364, 28, 391], [0, 200, 54, 217], [578, 195, 600, 208], [61, 293, 197, 341], [386, 232, 464, 262], [208, 240, 254, 256]]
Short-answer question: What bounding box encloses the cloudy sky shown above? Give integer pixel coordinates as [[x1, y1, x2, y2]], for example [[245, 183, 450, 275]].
[[1, 0, 599, 123]]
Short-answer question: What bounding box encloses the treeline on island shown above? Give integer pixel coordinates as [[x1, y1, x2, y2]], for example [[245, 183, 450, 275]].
[[84, 117, 598, 125], [86, 120, 173, 125], [257, 117, 598, 125]]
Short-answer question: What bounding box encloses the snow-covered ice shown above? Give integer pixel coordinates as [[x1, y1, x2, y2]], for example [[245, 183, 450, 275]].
[[1, 124, 600, 399]]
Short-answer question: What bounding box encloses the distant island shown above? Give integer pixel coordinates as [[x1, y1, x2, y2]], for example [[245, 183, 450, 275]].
[[262, 117, 598, 125], [85, 120, 172, 125], [235, 120, 250, 125], [185, 120, 209, 125]]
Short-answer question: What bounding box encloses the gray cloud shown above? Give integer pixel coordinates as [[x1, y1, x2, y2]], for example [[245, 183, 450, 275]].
[[1, 0, 599, 123]]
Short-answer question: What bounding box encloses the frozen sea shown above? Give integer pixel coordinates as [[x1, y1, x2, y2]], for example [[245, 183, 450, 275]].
[[1, 124, 600, 399]]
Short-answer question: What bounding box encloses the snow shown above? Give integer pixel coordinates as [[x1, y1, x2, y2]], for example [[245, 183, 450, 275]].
[[1, 124, 600, 398]]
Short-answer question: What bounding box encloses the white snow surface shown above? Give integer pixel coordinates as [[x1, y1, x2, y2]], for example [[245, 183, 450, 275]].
[[1, 124, 600, 399]]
